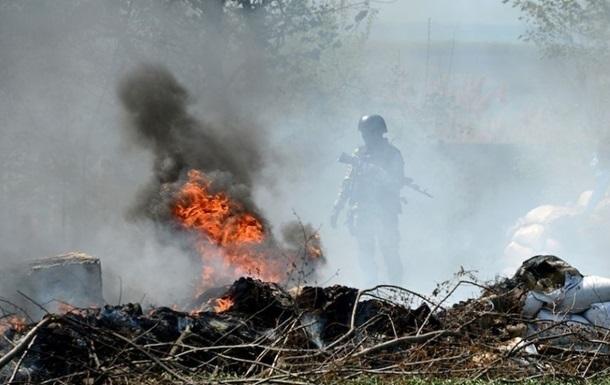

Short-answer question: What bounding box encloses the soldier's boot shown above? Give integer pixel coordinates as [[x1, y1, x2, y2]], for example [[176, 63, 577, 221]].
[[379, 223, 403, 285], [356, 236, 378, 288], [379, 215, 404, 285], [381, 247, 403, 285]]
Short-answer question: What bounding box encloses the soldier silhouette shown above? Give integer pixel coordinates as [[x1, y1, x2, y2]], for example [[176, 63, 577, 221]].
[[331, 115, 406, 286]]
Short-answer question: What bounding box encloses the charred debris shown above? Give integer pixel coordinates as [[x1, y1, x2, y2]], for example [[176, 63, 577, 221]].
[[2, 254, 610, 383]]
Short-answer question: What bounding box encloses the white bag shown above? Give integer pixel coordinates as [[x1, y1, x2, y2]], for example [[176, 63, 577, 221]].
[[529, 272, 582, 310], [558, 275, 610, 313], [583, 301, 610, 328], [522, 292, 544, 318], [536, 309, 590, 325], [530, 309, 604, 353]]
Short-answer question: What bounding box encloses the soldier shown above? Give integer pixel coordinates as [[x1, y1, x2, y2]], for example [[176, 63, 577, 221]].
[[331, 115, 405, 286]]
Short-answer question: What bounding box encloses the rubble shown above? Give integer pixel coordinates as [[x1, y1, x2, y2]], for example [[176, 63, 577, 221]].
[[2, 256, 610, 383], [27, 252, 103, 318]]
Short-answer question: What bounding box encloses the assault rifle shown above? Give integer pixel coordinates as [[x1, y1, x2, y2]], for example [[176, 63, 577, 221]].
[[338, 152, 433, 199]]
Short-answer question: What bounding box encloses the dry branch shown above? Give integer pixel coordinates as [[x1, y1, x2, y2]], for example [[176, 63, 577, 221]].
[[1, 275, 609, 384], [0, 316, 52, 371]]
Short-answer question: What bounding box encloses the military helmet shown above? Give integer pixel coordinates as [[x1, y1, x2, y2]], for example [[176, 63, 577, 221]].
[[358, 114, 387, 134]]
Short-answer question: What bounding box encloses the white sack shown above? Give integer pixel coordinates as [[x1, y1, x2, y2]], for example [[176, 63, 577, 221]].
[[536, 309, 590, 325], [522, 292, 544, 318], [530, 309, 604, 353], [583, 301, 610, 328], [558, 275, 610, 313], [529, 274, 610, 313], [529, 272, 582, 309]]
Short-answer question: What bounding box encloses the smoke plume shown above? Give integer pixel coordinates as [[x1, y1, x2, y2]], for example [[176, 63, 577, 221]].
[[118, 64, 324, 293], [118, 64, 264, 220]]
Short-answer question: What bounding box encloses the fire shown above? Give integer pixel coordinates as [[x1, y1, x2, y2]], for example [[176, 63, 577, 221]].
[[213, 297, 234, 313], [57, 302, 77, 314], [173, 170, 283, 292], [306, 233, 323, 259], [0, 315, 27, 335]]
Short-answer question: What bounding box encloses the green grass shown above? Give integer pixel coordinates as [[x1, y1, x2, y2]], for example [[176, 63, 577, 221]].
[[85, 373, 610, 384], [332, 378, 610, 385]]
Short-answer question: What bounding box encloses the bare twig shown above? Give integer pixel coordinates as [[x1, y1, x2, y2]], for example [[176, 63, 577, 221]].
[[0, 316, 52, 371]]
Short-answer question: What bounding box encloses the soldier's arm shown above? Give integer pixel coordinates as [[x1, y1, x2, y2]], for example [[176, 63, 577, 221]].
[[330, 166, 353, 228], [333, 165, 353, 213]]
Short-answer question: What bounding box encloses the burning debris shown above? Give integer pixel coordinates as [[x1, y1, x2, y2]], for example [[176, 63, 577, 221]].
[[4, 255, 610, 383], [28, 253, 103, 308], [172, 170, 322, 292], [0, 277, 434, 384], [119, 65, 324, 293]]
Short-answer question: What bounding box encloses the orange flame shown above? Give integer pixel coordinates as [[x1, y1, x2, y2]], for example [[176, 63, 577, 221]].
[[0, 316, 27, 335], [57, 302, 77, 314], [213, 297, 234, 313], [173, 170, 283, 292], [306, 233, 323, 259]]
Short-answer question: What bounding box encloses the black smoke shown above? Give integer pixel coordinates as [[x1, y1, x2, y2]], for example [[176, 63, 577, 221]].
[[117, 64, 324, 288], [118, 64, 265, 222]]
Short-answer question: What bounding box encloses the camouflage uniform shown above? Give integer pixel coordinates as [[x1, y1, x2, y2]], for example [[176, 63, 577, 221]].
[[333, 133, 405, 286]]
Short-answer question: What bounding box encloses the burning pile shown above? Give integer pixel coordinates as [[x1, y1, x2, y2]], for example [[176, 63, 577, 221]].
[[173, 169, 314, 291], [119, 65, 324, 294], [4, 257, 610, 383], [0, 278, 433, 384]]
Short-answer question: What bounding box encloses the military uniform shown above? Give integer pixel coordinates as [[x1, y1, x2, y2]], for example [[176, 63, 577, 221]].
[[333, 116, 405, 286]]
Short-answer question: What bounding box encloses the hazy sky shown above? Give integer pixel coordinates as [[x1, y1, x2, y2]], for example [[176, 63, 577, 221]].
[[374, 0, 522, 24], [371, 0, 526, 42]]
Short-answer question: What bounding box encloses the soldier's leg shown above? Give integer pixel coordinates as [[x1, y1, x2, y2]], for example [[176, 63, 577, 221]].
[[378, 214, 403, 285], [356, 234, 377, 287], [350, 212, 378, 287]]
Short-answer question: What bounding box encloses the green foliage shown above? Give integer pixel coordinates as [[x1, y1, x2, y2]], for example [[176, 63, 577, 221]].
[[175, 0, 374, 93], [503, 0, 610, 134], [503, 0, 610, 62]]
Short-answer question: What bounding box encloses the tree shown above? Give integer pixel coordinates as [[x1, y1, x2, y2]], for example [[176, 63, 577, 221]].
[[503, 0, 610, 135], [503, 0, 610, 60], [187, 0, 374, 105], [0, 0, 376, 256]]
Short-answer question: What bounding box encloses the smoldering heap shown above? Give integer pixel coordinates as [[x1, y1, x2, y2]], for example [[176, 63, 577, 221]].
[[0, 277, 435, 384], [118, 64, 323, 292], [5, 256, 610, 383]]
